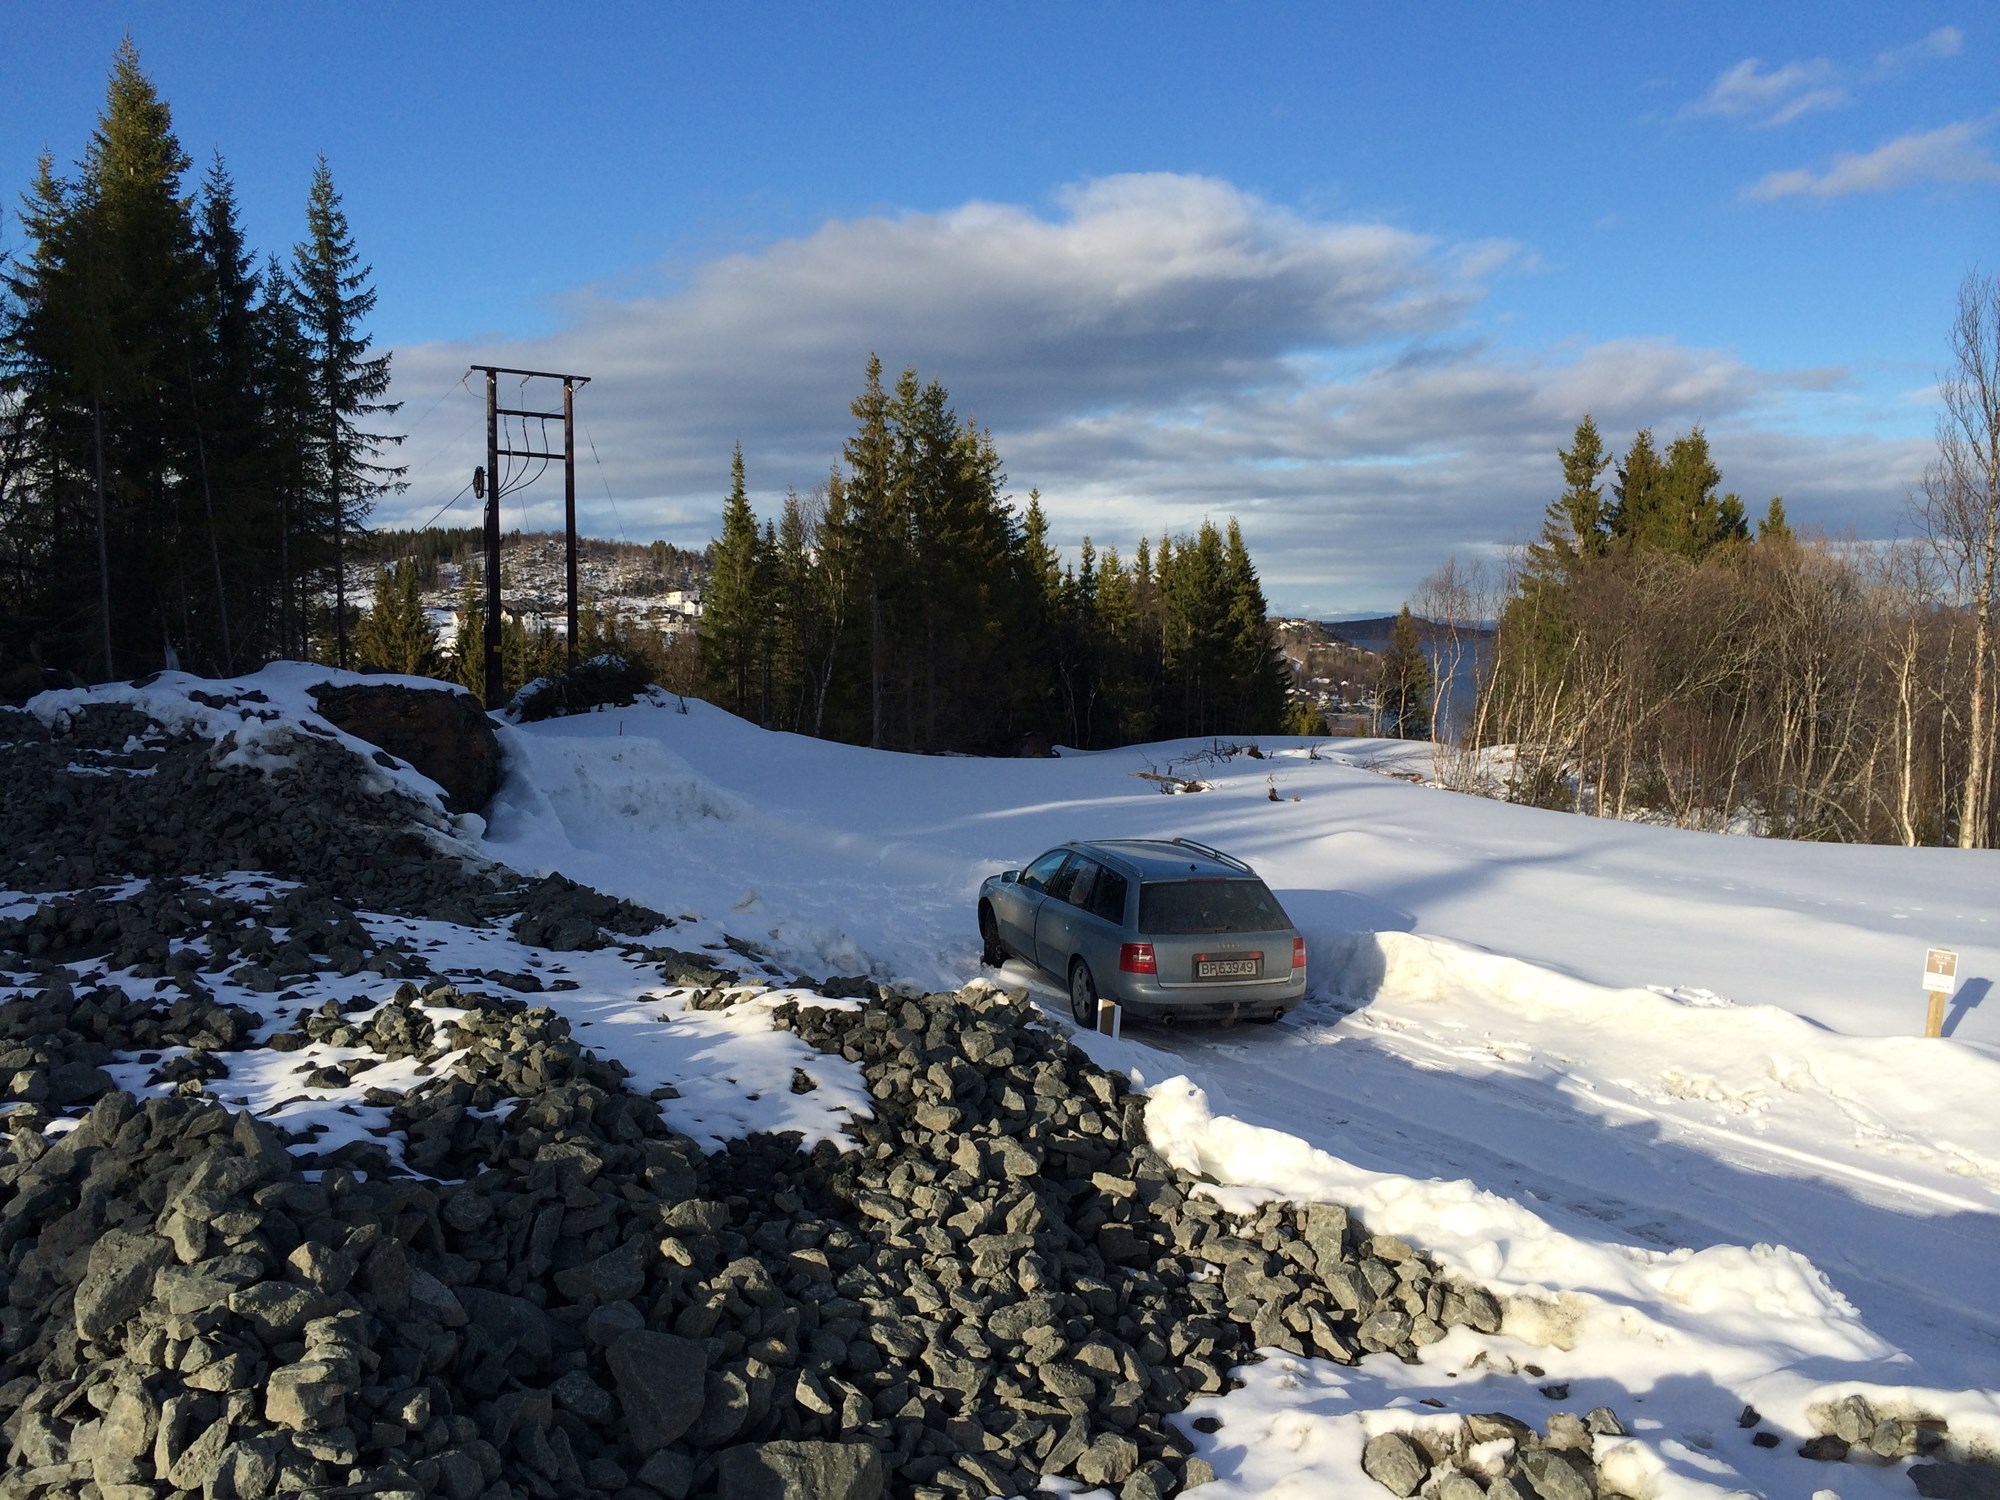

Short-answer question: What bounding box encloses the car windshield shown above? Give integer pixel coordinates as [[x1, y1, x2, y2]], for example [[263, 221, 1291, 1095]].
[[1139, 878, 1288, 935]]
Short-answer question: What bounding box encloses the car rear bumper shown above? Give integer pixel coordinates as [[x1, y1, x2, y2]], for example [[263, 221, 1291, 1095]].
[[1107, 970, 1306, 1022]]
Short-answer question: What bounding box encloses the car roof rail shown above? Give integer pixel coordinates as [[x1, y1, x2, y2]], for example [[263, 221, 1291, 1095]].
[[1169, 837, 1254, 873]]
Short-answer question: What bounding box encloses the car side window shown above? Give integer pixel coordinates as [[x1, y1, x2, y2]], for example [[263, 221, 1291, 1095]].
[[1065, 858, 1100, 911], [1089, 868, 1128, 925], [1044, 855, 1084, 904], [1022, 849, 1069, 893]]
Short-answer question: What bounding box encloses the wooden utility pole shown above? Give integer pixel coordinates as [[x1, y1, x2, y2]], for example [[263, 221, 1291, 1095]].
[[468, 364, 591, 707], [564, 378, 578, 656], [483, 368, 501, 707]]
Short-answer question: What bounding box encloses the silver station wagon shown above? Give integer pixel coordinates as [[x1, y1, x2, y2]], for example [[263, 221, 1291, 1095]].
[[978, 838, 1306, 1026]]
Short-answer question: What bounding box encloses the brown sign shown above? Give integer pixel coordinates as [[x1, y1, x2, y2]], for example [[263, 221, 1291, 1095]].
[[1923, 948, 1959, 995]]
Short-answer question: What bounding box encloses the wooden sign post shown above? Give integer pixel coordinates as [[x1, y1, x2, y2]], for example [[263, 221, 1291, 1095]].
[[1922, 948, 1959, 1038]]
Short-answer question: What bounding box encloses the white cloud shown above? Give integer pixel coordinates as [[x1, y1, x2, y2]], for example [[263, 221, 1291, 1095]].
[[1745, 119, 2000, 199], [383, 173, 1925, 614], [1873, 25, 1963, 75], [1679, 57, 1847, 128], [1681, 27, 1962, 130]]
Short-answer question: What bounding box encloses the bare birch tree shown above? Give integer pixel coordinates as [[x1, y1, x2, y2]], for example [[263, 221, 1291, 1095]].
[[1914, 273, 2000, 847]]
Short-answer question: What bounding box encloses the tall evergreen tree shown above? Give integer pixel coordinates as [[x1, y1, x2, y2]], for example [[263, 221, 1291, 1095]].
[[353, 558, 439, 675], [1381, 604, 1434, 739], [1222, 518, 1289, 733], [1528, 414, 1611, 581], [259, 253, 316, 661], [1609, 429, 1668, 550], [1659, 427, 1737, 556], [767, 487, 822, 733], [290, 155, 402, 668], [1158, 521, 1231, 737], [1, 41, 203, 679], [700, 443, 763, 718], [832, 355, 903, 746], [188, 154, 261, 672]]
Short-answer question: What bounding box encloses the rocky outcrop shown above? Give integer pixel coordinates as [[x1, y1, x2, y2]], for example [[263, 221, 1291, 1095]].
[[310, 681, 504, 815]]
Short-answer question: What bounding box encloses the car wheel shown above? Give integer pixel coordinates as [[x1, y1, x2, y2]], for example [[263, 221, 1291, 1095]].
[[978, 906, 1006, 968], [1068, 958, 1099, 1029]]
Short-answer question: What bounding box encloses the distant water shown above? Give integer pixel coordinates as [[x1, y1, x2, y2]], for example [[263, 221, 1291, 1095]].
[[1320, 616, 1494, 738]]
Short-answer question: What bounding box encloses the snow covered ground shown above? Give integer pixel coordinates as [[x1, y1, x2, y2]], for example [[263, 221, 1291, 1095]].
[[16, 670, 2000, 1498], [483, 698, 2000, 1498]]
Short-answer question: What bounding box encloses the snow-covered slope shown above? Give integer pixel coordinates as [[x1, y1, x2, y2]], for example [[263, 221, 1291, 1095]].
[[482, 698, 2000, 1498]]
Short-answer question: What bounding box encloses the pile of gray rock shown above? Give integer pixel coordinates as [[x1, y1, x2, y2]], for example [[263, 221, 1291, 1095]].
[[0, 701, 491, 919], [1791, 1394, 1998, 1499], [757, 986, 1506, 1499], [1361, 1407, 1628, 1500], [0, 941, 1517, 1500], [0, 686, 1532, 1500]]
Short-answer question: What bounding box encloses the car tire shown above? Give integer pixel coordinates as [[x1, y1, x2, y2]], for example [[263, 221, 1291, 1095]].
[[1068, 958, 1099, 1029], [979, 907, 1006, 968]]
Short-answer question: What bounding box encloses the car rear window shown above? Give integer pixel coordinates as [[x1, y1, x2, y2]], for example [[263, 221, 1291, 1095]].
[[1139, 879, 1288, 935], [1088, 868, 1128, 924]]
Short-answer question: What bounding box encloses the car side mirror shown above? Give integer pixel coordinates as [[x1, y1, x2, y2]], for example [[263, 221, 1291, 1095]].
[[999, 870, 1020, 885]]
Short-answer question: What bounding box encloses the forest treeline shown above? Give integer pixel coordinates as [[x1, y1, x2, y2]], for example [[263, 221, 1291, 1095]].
[[1449, 279, 2000, 849], [0, 41, 400, 694], [698, 357, 1298, 753]]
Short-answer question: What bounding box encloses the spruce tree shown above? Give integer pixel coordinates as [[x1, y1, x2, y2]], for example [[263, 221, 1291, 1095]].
[[448, 572, 484, 696], [1757, 496, 1794, 543], [1381, 605, 1434, 739], [258, 253, 317, 661], [290, 155, 402, 668], [2, 41, 203, 680], [189, 154, 261, 672], [699, 443, 763, 718], [352, 558, 439, 676], [768, 487, 826, 734], [1527, 415, 1611, 582], [1608, 429, 1667, 550], [1222, 518, 1288, 733], [1660, 427, 1727, 556], [834, 355, 903, 746]]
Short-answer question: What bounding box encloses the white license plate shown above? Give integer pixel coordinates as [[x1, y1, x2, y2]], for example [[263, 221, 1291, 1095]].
[[1197, 958, 1259, 979]]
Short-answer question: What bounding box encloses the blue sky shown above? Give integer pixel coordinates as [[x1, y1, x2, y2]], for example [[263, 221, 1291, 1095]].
[[5, 4, 1993, 614]]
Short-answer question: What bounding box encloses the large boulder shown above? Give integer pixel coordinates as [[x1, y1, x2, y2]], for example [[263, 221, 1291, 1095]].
[[310, 681, 502, 814]]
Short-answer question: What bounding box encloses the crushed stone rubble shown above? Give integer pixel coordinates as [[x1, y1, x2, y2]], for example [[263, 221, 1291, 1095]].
[[0, 694, 1991, 1500]]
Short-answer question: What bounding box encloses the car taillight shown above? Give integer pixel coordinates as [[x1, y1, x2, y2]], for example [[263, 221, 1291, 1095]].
[[1120, 943, 1157, 974], [1292, 936, 1307, 970]]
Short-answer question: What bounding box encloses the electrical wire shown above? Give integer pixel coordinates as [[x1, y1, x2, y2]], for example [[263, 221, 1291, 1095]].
[[581, 418, 630, 548], [499, 408, 552, 499], [399, 371, 470, 441], [412, 475, 476, 534]]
